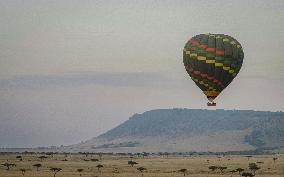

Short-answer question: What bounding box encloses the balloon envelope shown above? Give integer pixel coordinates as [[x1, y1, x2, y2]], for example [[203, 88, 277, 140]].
[[183, 34, 244, 103]]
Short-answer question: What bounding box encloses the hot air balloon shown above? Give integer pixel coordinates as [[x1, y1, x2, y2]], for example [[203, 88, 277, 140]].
[[183, 34, 244, 106]]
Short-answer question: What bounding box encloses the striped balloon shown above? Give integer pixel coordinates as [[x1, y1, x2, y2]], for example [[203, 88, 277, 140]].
[[183, 34, 244, 105]]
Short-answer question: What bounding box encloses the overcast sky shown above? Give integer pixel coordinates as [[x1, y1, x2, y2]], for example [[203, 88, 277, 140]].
[[0, 0, 284, 148]]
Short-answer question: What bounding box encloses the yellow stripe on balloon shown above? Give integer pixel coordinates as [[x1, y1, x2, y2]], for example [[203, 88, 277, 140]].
[[206, 60, 215, 64], [203, 91, 219, 97], [229, 69, 235, 74], [215, 63, 223, 67], [197, 56, 206, 61], [191, 76, 217, 91], [186, 49, 237, 76], [223, 38, 229, 42], [192, 76, 207, 87], [223, 66, 230, 70]]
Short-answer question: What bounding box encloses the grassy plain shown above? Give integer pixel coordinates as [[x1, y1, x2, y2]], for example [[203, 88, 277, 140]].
[[0, 153, 283, 177]]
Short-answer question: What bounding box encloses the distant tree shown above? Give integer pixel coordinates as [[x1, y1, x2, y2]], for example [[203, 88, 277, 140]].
[[33, 163, 42, 171], [164, 152, 169, 158], [241, 172, 255, 177], [128, 160, 138, 167], [98, 153, 102, 160], [142, 152, 149, 158], [50, 167, 62, 177], [245, 156, 252, 161], [63, 152, 68, 158], [178, 169, 187, 176], [112, 167, 119, 173], [77, 169, 84, 176], [248, 163, 260, 175], [96, 164, 103, 172], [90, 158, 99, 162], [81, 152, 89, 157], [229, 169, 238, 177], [236, 168, 245, 174], [208, 166, 218, 172], [16, 156, 23, 161], [137, 167, 146, 177], [273, 157, 278, 163], [1, 163, 16, 170], [86, 152, 89, 157], [218, 166, 227, 174], [46, 152, 54, 157], [38, 156, 47, 161], [20, 169, 26, 177]]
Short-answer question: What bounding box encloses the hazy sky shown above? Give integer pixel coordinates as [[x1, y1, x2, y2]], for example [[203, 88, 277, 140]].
[[0, 0, 284, 148]]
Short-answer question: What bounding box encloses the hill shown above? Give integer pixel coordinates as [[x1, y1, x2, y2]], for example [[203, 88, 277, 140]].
[[65, 109, 284, 153]]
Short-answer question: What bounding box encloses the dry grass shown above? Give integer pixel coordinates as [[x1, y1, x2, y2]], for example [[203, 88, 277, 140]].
[[0, 153, 283, 177]]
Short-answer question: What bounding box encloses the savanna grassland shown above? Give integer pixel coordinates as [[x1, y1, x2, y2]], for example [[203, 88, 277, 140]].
[[0, 152, 283, 177]]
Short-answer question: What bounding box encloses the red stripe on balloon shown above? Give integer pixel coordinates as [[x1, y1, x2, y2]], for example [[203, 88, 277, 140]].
[[206, 48, 215, 52], [189, 39, 225, 56], [216, 50, 224, 55], [185, 64, 225, 88], [199, 44, 207, 49], [207, 76, 214, 80], [193, 70, 201, 75]]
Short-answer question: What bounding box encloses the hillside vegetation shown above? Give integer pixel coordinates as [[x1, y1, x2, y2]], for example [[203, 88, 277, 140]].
[[67, 109, 284, 153]]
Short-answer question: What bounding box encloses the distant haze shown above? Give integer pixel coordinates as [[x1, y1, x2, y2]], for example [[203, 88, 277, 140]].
[[0, 0, 283, 148]]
